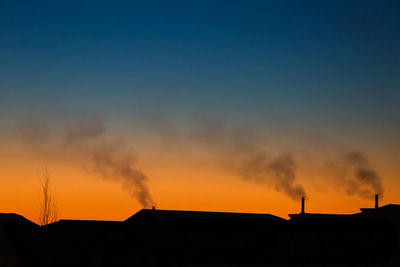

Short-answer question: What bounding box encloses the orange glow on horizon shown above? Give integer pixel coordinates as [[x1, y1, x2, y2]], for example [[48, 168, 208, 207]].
[[1, 141, 399, 224]]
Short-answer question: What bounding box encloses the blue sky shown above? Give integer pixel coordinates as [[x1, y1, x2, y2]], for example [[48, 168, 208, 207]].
[[1, 0, 399, 138]]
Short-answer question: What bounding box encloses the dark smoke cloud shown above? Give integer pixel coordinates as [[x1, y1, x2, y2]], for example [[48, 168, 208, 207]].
[[15, 116, 155, 208], [63, 118, 154, 207], [192, 121, 305, 201], [142, 115, 385, 202], [268, 155, 305, 200], [341, 151, 384, 199]]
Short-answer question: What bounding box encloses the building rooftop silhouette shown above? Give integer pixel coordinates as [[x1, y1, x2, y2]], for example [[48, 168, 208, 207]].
[[0, 203, 399, 266], [127, 208, 286, 222]]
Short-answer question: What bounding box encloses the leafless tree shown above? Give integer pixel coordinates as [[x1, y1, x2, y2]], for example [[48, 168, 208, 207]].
[[39, 167, 58, 225]]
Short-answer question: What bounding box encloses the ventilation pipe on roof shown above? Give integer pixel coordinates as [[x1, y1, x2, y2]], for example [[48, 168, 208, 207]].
[[375, 194, 379, 209], [301, 196, 305, 214]]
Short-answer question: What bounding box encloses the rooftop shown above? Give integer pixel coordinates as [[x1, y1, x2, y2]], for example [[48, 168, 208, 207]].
[[126, 209, 286, 223]]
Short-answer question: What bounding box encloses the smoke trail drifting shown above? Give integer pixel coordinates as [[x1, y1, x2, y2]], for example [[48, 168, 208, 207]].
[[15, 116, 155, 208], [341, 151, 383, 198], [63, 118, 154, 207], [192, 121, 305, 201], [268, 155, 305, 200]]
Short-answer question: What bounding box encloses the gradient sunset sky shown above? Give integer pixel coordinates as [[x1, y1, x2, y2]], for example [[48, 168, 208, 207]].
[[1, 0, 399, 223]]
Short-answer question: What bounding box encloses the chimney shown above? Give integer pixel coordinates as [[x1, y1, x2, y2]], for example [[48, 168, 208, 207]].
[[375, 194, 379, 209], [152, 206, 156, 211], [301, 196, 305, 214]]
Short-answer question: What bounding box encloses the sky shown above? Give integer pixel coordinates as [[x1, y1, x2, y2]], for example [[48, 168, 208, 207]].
[[0, 0, 399, 223]]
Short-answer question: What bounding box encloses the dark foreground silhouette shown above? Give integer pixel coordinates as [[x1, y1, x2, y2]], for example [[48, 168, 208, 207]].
[[0, 203, 399, 266]]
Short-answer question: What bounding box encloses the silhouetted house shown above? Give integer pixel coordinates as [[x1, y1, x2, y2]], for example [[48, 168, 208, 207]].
[[358, 204, 400, 266], [288, 204, 398, 265], [0, 213, 38, 267], [1, 204, 400, 266], [34, 220, 124, 266], [23, 217, 182, 267], [126, 209, 288, 265]]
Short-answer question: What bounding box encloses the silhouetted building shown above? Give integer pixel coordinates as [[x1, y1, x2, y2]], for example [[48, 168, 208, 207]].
[[127, 209, 288, 265], [0, 213, 38, 267], [1, 204, 399, 266], [289, 205, 398, 265]]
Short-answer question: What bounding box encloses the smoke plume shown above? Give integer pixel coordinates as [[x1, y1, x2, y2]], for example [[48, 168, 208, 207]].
[[15, 116, 155, 208], [192, 121, 305, 201], [340, 151, 383, 199]]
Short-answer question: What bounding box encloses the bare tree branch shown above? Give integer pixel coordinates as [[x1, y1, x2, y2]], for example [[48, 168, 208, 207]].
[[39, 167, 58, 225]]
